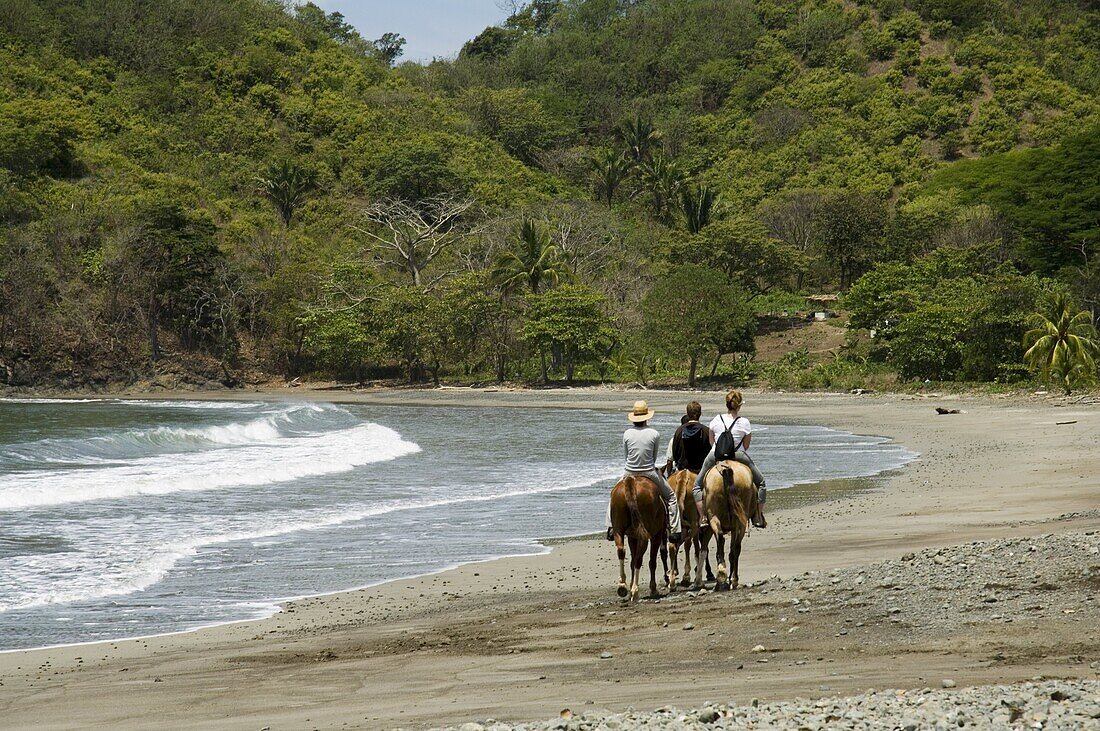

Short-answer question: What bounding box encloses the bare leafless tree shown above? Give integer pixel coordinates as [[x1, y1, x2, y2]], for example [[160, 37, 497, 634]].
[[1076, 238, 1100, 326], [313, 263, 387, 314], [195, 268, 245, 363], [540, 200, 617, 277], [351, 196, 475, 288]]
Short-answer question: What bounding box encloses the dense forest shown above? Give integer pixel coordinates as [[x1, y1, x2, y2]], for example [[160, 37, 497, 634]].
[[1, 0, 1098, 391]]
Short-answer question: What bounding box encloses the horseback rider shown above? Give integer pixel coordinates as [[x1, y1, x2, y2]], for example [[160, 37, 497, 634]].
[[692, 390, 768, 528], [670, 400, 713, 474], [606, 400, 683, 543]]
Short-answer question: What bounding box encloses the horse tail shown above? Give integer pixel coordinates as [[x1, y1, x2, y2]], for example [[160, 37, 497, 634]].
[[720, 465, 749, 531], [623, 475, 649, 542]]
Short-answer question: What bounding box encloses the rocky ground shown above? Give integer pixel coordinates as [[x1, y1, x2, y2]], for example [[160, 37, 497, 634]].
[[444, 680, 1100, 730], [435, 524, 1100, 731]]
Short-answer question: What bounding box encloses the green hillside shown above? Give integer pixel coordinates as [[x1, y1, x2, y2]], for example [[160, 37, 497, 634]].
[[1, 0, 1098, 390]]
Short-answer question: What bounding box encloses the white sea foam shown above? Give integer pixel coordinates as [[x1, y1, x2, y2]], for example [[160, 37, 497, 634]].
[[0, 469, 617, 612], [0, 403, 354, 466], [0, 421, 420, 511], [0, 545, 198, 612], [111, 399, 261, 410]]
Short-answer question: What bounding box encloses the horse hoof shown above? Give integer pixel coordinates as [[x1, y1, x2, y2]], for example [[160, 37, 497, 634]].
[[679, 577, 692, 588], [617, 586, 628, 598], [715, 582, 729, 592]]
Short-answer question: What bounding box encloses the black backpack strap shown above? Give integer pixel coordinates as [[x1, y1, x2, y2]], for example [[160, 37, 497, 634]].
[[732, 421, 744, 454], [722, 416, 743, 456]]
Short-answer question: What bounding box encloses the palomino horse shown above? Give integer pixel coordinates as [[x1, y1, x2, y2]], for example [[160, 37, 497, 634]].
[[697, 460, 756, 590], [667, 470, 704, 589], [609, 473, 669, 601]]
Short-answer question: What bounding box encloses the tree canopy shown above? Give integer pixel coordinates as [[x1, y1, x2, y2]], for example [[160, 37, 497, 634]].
[[1, 0, 1098, 390]]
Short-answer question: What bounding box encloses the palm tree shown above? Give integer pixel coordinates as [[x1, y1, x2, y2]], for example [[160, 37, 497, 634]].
[[492, 219, 567, 295], [493, 219, 570, 384], [256, 160, 316, 226], [1023, 292, 1100, 394], [639, 154, 684, 221], [588, 149, 633, 209], [617, 116, 662, 164], [681, 184, 718, 234]]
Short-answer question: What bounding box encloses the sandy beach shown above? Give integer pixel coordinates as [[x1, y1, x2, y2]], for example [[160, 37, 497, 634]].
[[1, 387, 1098, 730]]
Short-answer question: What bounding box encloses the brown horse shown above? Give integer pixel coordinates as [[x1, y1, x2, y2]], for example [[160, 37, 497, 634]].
[[697, 460, 756, 590], [609, 474, 669, 601], [667, 469, 705, 589]]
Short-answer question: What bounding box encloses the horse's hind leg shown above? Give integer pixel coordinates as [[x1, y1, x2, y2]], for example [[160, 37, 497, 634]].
[[694, 532, 708, 589], [730, 531, 743, 589], [628, 537, 642, 602], [659, 538, 673, 592], [615, 534, 628, 597], [648, 535, 662, 598], [714, 532, 729, 591], [680, 532, 693, 587], [667, 538, 679, 589]]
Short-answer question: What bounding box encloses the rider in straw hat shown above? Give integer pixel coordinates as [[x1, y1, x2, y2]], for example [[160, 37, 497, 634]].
[[606, 400, 682, 542]]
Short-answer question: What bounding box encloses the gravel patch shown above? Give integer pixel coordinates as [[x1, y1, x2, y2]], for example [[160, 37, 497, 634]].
[[644, 528, 1100, 646], [763, 530, 1100, 640], [437, 680, 1100, 730], [434, 530, 1100, 730]]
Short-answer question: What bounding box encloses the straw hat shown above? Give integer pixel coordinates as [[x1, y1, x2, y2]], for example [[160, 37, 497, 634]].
[[627, 400, 655, 423]]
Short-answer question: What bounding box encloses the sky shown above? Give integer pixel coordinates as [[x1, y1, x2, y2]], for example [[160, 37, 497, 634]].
[[314, 1, 509, 62]]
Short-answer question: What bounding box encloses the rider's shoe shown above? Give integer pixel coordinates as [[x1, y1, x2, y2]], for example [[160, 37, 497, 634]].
[[669, 531, 682, 543], [606, 527, 614, 541], [753, 482, 768, 527]]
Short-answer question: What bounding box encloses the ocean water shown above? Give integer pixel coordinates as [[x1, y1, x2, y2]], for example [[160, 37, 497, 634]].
[[0, 398, 916, 651]]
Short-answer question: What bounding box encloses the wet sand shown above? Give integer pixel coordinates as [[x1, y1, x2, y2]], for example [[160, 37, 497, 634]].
[[1, 388, 1098, 729]]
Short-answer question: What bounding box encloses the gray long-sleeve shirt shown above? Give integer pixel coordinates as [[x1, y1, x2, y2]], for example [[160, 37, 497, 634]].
[[623, 425, 661, 472]]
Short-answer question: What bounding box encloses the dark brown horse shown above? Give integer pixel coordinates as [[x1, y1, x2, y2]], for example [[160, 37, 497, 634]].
[[609, 474, 669, 601], [698, 460, 755, 590]]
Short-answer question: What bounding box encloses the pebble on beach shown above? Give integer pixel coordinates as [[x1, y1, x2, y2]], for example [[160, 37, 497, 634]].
[[437, 679, 1100, 731]]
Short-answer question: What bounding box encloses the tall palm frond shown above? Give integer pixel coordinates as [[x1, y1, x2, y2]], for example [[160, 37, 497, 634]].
[[639, 154, 684, 220], [588, 149, 634, 209], [681, 184, 719, 234], [256, 160, 316, 226], [492, 219, 568, 295], [617, 116, 662, 164], [1023, 291, 1100, 394]]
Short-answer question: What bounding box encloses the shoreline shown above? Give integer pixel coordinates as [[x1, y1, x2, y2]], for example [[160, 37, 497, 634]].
[[0, 419, 904, 655], [0, 388, 1097, 729]]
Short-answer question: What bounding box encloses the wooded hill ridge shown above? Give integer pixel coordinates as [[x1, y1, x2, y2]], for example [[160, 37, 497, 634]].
[[1, 0, 1098, 391]]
